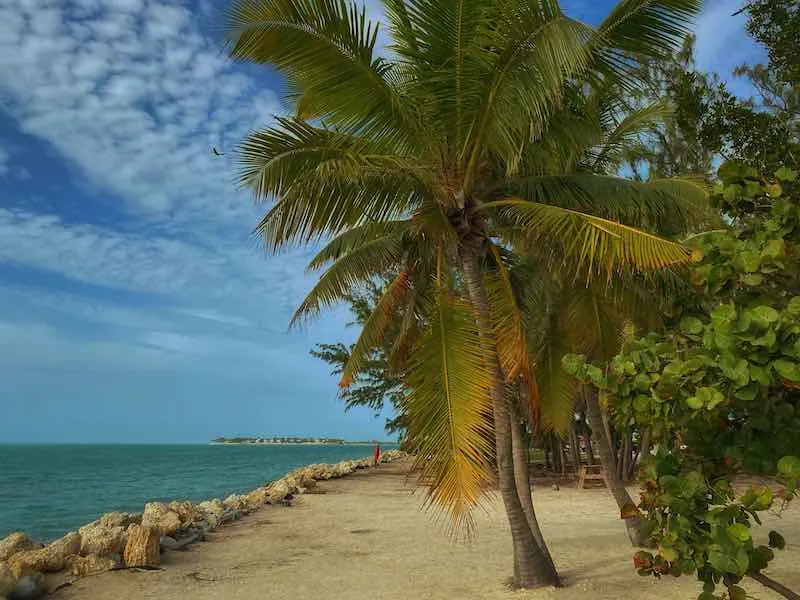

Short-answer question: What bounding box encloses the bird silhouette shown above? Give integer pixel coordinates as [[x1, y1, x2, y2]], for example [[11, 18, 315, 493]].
[[211, 147, 224, 156]]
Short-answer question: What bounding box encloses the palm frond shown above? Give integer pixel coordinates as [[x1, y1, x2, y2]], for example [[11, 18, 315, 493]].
[[306, 220, 413, 271], [485, 199, 691, 278], [226, 0, 423, 148], [495, 174, 710, 235], [292, 235, 405, 325], [484, 244, 538, 421], [404, 290, 495, 535], [587, 0, 702, 88]]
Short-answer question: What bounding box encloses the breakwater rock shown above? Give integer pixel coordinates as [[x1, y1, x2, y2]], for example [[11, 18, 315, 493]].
[[0, 450, 406, 599]]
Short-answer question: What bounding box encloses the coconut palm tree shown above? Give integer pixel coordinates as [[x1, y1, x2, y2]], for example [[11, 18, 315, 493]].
[[225, 0, 704, 587]]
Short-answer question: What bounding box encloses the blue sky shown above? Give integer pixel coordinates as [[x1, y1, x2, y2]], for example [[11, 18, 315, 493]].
[[0, 0, 761, 443]]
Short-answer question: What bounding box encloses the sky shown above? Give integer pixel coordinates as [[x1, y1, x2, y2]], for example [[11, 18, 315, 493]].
[[0, 0, 763, 443]]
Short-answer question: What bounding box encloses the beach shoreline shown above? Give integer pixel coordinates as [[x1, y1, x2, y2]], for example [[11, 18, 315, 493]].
[[2, 455, 799, 600]]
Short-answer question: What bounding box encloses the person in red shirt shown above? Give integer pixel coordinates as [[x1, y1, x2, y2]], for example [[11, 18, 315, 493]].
[[373, 443, 382, 467]]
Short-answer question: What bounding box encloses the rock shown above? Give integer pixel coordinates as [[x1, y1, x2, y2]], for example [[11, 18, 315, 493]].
[[244, 488, 269, 509], [196, 500, 225, 529], [141, 503, 182, 536], [122, 525, 160, 568], [266, 480, 290, 503], [167, 501, 203, 527], [8, 533, 81, 577], [7, 574, 43, 600], [223, 494, 249, 511], [99, 512, 140, 529], [159, 536, 178, 551], [0, 562, 15, 598], [64, 554, 115, 577], [0, 534, 36, 563], [78, 524, 125, 557]]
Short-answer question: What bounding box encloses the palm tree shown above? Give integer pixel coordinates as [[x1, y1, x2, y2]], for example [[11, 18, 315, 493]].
[[225, 0, 704, 588]]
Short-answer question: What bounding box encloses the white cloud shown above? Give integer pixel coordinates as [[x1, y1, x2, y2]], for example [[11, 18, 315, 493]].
[[0, 0, 283, 223]]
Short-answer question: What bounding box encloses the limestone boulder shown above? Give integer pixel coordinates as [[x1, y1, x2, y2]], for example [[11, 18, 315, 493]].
[[223, 494, 249, 511], [77, 524, 125, 557], [8, 532, 81, 577], [0, 533, 37, 563], [266, 480, 290, 503], [99, 512, 140, 529], [122, 525, 160, 568], [167, 501, 203, 528], [65, 554, 115, 577], [141, 503, 181, 536], [196, 500, 225, 529], [0, 561, 15, 598]]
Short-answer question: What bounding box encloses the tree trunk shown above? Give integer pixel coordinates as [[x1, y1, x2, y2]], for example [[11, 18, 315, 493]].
[[586, 436, 595, 465], [621, 435, 632, 483], [569, 428, 581, 471], [461, 251, 559, 588], [510, 416, 560, 584], [583, 388, 649, 547]]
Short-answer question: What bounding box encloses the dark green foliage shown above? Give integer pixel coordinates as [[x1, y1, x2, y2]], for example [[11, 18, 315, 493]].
[[563, 163, 800, 598], [743, 0, 800, 85], [310, 280, 407, 436]]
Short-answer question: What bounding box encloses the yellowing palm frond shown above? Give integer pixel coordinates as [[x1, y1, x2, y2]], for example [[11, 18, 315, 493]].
[[485, 199, 691, 278], [484, 245, 539, 422], [404, 291, 495, 535], [306, 220, 413, 271]]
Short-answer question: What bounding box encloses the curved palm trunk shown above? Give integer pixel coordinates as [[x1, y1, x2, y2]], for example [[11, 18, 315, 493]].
[[461, 251, 559, 589], [584, 388, 648, 547], [510, 415, 560, 584]]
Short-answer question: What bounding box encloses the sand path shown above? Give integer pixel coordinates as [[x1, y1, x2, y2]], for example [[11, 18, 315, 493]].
[[58, 460, 800, 600]]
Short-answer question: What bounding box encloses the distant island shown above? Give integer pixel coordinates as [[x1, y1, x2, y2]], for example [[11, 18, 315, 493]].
[[210, 436, 386, 446]]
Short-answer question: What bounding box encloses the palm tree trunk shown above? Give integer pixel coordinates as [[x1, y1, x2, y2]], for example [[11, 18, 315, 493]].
[[461, 251, 559, 588], [510, 415, 560, 584], [569, 428, 581, 471], [583, 387, 649, 547]]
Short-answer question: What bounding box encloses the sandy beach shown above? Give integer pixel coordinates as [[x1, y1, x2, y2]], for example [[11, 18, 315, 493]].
[[55, 459, 800, 600]]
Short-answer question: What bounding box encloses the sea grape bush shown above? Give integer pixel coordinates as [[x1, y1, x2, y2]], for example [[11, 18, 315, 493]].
[[563, 162, 800, 599]]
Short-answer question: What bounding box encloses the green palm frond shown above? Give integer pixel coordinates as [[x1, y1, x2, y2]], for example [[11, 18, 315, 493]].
[[404, 291, 495, 534], [340, 270, 411, 387], [589, 99, 671, 172], [306, 220, 413, 271], [292, 235, 406, 325], [486, 198, 691, 278], [588, 0, 702, 87], [497, 174, 710, 235], [225, 0, 422, 147]]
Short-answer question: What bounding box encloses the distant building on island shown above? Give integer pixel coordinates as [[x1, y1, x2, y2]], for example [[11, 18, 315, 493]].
[[210, 436, 381, 445]]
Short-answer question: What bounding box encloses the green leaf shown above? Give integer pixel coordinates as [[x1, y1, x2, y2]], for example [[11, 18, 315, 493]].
[[686, 395, 705, 410], [695, 386, 725, 410], [733, 383, 758, 401], [774, 360, 800, 383], [711, 304, 737, 328], [680, 317, 704, 335], [788, 297, 800, 316], [736, 250, 761, 273], [777, 456, 800, 479], [752, 306, 780, 324], [761, 239, 785, 259], [768, 530, 786, 550], [727, 523, 751, 543], [660, 546, 679, 562], [741, 273, 763, 286], [775, 166, 797, 182]]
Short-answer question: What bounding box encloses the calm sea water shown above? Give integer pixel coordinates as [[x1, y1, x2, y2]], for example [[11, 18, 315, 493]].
[[0, 444, 389, 541]]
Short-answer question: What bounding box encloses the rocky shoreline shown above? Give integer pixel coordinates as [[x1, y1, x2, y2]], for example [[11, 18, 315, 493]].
[[0, 450, 406, 600]]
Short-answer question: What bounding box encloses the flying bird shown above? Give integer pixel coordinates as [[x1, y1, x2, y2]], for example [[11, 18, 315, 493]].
[[211, 147, 224, 156]]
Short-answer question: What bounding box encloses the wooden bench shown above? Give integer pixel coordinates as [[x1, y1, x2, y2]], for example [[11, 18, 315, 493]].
[[577, 464, 608, 489]]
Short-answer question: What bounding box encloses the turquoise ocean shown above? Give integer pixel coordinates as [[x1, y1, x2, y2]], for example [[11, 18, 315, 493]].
[[0, 444, 390, 541]]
